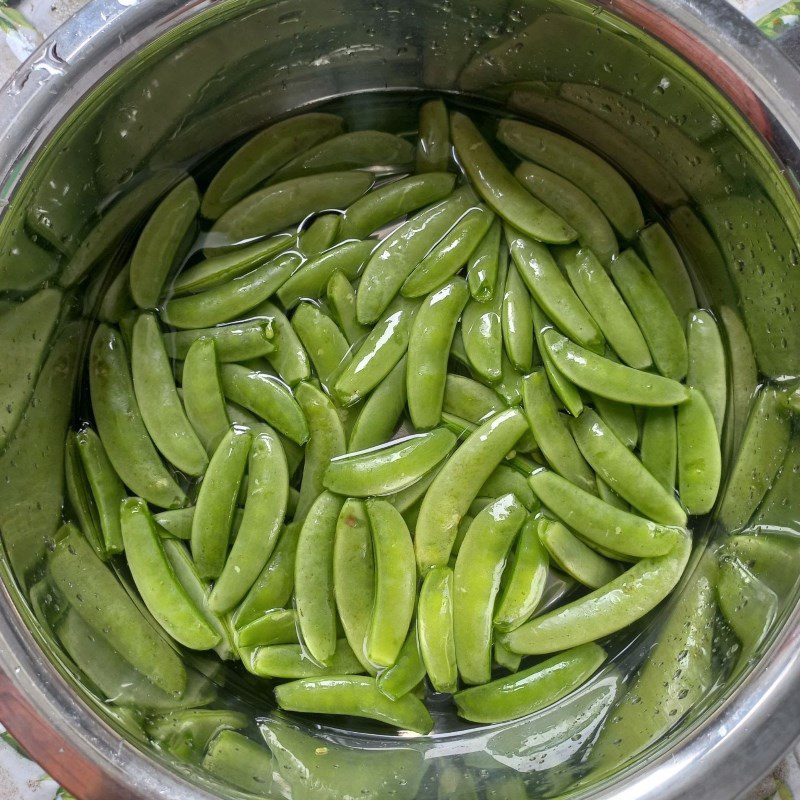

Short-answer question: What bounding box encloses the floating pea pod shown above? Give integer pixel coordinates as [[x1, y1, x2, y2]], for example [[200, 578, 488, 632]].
[[677, 388, 722, 515], [326, 270, 369, 345], [377, 623, 426, 700], [418, 566, 457, 693], [164, 320, 274, 363], [416, 99, 450, 173], [248, 638, 364, 679], [291, 303, 351, 390], [641, 407, 677, 493], [181, 339, 230, 454], [347, 356, 407, 452], [686, 310, 726, 439]]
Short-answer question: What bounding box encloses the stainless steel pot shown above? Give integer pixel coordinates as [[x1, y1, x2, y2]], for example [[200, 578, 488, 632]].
[[1, 0, 800, 798]]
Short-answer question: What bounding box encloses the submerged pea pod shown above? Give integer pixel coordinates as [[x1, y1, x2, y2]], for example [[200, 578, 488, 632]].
[[719, 306, 758, 454], [466, 217, 501, 302], [164, 320, 274, 363], [291, 303, 351, 389], [641, 406, 677, 493], [181, 338, 230, 454], [686, 310, 726, 439], [377, 623, 426, 700], [347, 356, 407, 452], [677, 388, 722, 515], [64, 432, 104, 558], [418, 566, 457, 693], [201, 730, 275, 794], [416, 99, 450, 173], [248, 638, 364, 679], [327, 270, 369, 345], [298, 213, 340, 256], [252, 300, 311, 386], [235, 608, 298, 649]]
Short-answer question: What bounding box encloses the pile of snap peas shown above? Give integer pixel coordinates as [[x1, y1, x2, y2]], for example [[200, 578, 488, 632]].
[[61, 98, 736, 736]]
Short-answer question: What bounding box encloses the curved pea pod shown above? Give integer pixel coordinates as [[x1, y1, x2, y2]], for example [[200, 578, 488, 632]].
[[499, 260, 533, 373], [291, 303, 351, 389], [450, 112, 575, 244], [275, 675, 433, 734], [248, 638, 364, 679], [365, 500, 416, 668], [479, 465, 537, 511], [528, 469, 685, 558], [340, 172, 456, 240], [326, 271, 369, 345], [686, 310, 726, 439], [146, 709, 248, 762], [377, 623, 426, 700], [89, 324, 186, 509], [443, 373, 503, 423], [334, 295, 419, 406], [641, 407, 677, 493], [64, 433, 104, 558], [719, 386, 790, 532], [161, 251, 301, 329], [466, 216, 501, 302], [201, 730, 275, 794], [209, 171, 373, 248], [676, 389, 722, 515], [515, 162, 618, 265], [202, 113, 345, 219], [718, 306, 757, 453], [496, 119, 643, 239], [219, 364, 308, 444], [415, 408, 529, 572], [543, 330, 689, 407], [506, 226, 603, 353], [590, 393, 639, 450], [494, 516, 549, 632], [347, 356, 407, 452], [164, 320, 274, 363], [571, 408, 686, 526], [418, 566, 457, 693], [130, 177, 199, 309], [357, 185, 475, 324], [502, 533, 691, 655], [235, 609, 298, 649], [298, 213, 340, 256], [181, 339, 230, 455], [277, 240, 375, 309], [416, 99, 450, 173], [191, 427, 251, 579]]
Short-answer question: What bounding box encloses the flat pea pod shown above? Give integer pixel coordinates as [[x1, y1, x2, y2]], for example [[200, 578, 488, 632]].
[[340, 172, 456, 239], [191, 427, 251, 579], [443, 373, 503, 423], [416, 99, 450, 173], [558, 246, 651, 370], [522, 370, 595, 494], [590, 393, 639, 450], [219, 364, 308, 444], [164, 320, 274, 363], [366, 499, 416, 668], [571, 408, 686, 526], [64, 432, 104, 558], [201, 730, 275, 794], [450, 112, 575, 244], [298, 213, 341, 256], [295, 491, 343, 663], [161, 251, 301, 329], [248, 638, 364, 679], [326, 271, 369, 345], [686, 310, 726, 439], [291, 303, 351, 389], [641, 407, 677, 493], [274, 675, 433, 734], [543, 330, 689, 407], [209, 429, 289, 613], [210, 171, 373, 248], [528, 469, 685, 558], [502, 260, 534, 373], [181, 338, 230, 454], [201, 113, 345, 219], [418, 566, 457, 693], [121, 498, 220, 650], [453, 494, 527, 685], [334, 295, 419, 406], [719, 306, 758, 453], [89, 324, 186, 508], [538, 518, 620, 589], [295, 381, 346, 521], [235, 609, 298, 649], [677, 388, 722, 515], [610, 250, 688, 381], [479, 465, 537, 511], [515, 162, 618, 265], [253, 300, 311, 386], [277, 240, 374, 309], [502, 533, 691, 655], [407, 277, 470, 428], [494, 516, 549, 632], [377, 624, 426, 700], [506, 226, 603, 353], [496, 119, 643, 239], [454, 642, 606, 724], [466, 217, 501, 302], [415, 407, 529, 572], [719, 386, 790, 532], [347, 356, 407, 452]]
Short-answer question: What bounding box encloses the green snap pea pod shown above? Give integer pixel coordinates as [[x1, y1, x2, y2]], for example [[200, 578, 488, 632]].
[[154, 508, 194, 539], [235, 609, 298, 648], [64, 432, 104, 558], [571, 408, 686, 526], [334, 295, 419, 406], [347, 356, 407, 452], [466, 217, 501, 301], [437, 765, 479, 800], [595, 476, 628, 511], [538, 518, 620, 590], [147, 709, 247, 761], [515, 162, 618, 265], [295, 491, 344, 663], [418, 566, 457, 693], [182, 339, 230, 454], [377, 623, 426, 700], [340, 172, 456, 239], [641, 407, 677, 493], [609, 250, 688, 381], [202, 113, 345, 219], [357, 185, 476, 324], [478, 464, 537, 510], [677, 388, 722, 515], [161, 251, 301, 329], [720, 534, 800, 600], [326, 271, 369, 345], [787, 383, 800, 415], [121, 498, 220, 650], [454, 642, 606, 724], [251, 300, 310, 386], [275, 675, 433, 734], [451, 514, 474, 557], [454, 494, 527, 685], [366, 500, 416, 668], [450, 112, 576, 244], [496, 119, 643, 239], [401, 205, 495, 298], [98, 261, 134, 323], [528, 469, 684, 558], [295, 382, 346, 521], [637, 223, 697, 323], [494, 353, 524, 408], [543, 330, 689, 407], [291, 303, 351, 389], [89, 324, 186, 508], [164, 320, 274, 362], [502, 260, 534, 372], [218, 364, 308, 444], [298, 213, 341, 256], [277, 240, 375, 309], [201, 730, 275, 794], [494, 516, 549, 632], [210, 171, 373, 247], [719, 386, 790, 532], [589, 393, 639, 450], [191, 427, 251, 579], [494, 640, 522, 673], [407, 277, 470, 428], [443, 373, 503, 423], [130, 177, 199, 309], [522, 370, 595, 494], [416, 99, 450, 173], [686, 310, 726, 439], [389, 463, 442, 515], [503, 533, 691, 655], [506, 226, 603, 352], [249, 638, 364, 678]]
